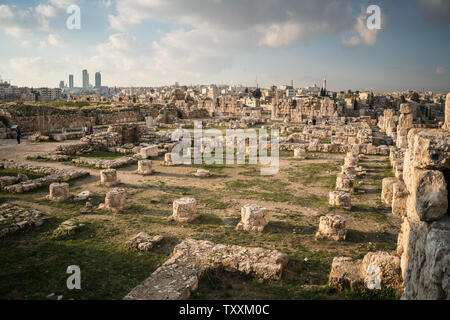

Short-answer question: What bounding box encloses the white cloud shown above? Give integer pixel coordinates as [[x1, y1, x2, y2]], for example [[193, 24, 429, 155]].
[[48, 0, 82, 9], [258, 22, 302, 47], [342, 8, 381, 47], [48, 34, 64, 48], [0, 5, 50, 37], [36, 4, 58, 18]]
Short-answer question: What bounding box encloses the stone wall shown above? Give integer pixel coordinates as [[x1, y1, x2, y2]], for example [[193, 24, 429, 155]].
[[396, 128, 450, 299]]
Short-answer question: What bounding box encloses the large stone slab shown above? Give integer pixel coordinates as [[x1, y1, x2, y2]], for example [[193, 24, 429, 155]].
[[124, 239, 289, 300]]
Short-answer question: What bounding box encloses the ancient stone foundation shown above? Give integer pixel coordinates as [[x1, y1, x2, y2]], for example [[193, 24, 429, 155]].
[[236, 204, 269, 232], [170, 198, 198, 222], [381, 177, 398, 206], [124, 239, 289, 300], [137, 160, 154, 175], [315, 214, 346, 241], [294, 148, 306, 160], [329, 251, 402, 292], [47, 183, 70, 202], [397, 128, 450, 300], [329, 191, 352, 210], [100, 169, 118, 186], [100, 188, 127, 212], [140, 145, 159, 159], [164, 153, 175, 166], [0, 203, 49, 238]]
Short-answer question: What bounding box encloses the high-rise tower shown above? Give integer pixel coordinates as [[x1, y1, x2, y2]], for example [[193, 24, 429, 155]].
[[82, 69, 89, 88]]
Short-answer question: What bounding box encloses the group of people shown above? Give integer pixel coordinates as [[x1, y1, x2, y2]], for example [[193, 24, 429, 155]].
[[84, 125, 94, 136]]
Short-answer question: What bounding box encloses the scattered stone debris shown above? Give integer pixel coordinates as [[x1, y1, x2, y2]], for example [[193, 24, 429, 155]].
[[74, 190, 90, 201], [72, 156, 137, 169], [125, 232, 164, 251], [0, 173, 28, 188], [0, 203, 49, 238], [194, 169, 212, 177], [51, 219, 84, 240], [124, 239, 289, 300], [0, 160, 89, 193]]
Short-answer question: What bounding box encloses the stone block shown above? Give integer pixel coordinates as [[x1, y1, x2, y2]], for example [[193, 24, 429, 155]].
[[315, 214, 346, 241], [381, 177, 398, 206], [137, 160, 153, 175], [236, 204, 269, 232], [140, 145, 159, 159], [329, 191, 351, 210], [170, 198, 198, 222], [100, 169, 118, 186], [47, 183, 70, 202]]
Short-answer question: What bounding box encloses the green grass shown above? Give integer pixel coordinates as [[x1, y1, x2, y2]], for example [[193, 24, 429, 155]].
[[80, 152, 133, 160], [0, 168, 47, 180]]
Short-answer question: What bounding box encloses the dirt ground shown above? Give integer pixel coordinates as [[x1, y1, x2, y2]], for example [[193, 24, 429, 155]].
[[0, 138, 402, 300]]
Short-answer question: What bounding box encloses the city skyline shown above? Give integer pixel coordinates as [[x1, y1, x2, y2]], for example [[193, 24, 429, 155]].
[[0, 1, 449, 92]]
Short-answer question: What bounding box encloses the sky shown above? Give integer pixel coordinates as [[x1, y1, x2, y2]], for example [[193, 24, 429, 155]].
[[0, 0, 449, 92]]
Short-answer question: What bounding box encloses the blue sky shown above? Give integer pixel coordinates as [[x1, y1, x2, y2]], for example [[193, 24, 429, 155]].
[[0, 0, 449, 92]]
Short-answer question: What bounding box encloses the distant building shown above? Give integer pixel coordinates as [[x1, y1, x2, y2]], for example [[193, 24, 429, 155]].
[[95, 72, 101, 88], [82, 69, 89, 88], [69, 74, 74, 88], [59, 81, 65, 89]]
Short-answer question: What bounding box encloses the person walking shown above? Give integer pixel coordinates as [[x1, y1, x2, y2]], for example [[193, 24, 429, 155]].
[[16, 126, 21, 144]]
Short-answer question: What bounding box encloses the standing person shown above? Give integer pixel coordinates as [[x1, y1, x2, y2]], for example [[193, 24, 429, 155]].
[[16, 126, 21, 144], [84, 125, 89, 136], [90, 126, 94, 135]]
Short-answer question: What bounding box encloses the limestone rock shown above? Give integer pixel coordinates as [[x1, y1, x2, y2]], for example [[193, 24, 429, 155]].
[[170, 198, 198, 222], [124, 239, 288, 300], [194, 169, 212, 178], [361, 251, 403, 290], [408, 169, 448, 222], [140, 145, 159, 159], [236, 204, 269, 232], [329, 257, 364, 291], [294, 148, 306, 160], [381, 177, 398, 206], [411, 129, 450, 170], [315, 214, 346, 241], [100, 188, 127, 213], [137, 160, 153, 175], [125, 232, 164, 251], [392, 181, 408, 217], [100, 169, 118, 187], [329, 191, 352, 210], [47, 183, 70, 202]]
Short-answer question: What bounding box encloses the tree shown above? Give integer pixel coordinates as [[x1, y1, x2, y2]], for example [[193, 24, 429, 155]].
[[252, 88, 262, 99], [400, 95, 406, 103], [411, 92, 420, 103]]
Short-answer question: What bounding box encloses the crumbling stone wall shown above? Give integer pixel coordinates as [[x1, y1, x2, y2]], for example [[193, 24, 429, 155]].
[[397, 128, 450, 299]]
